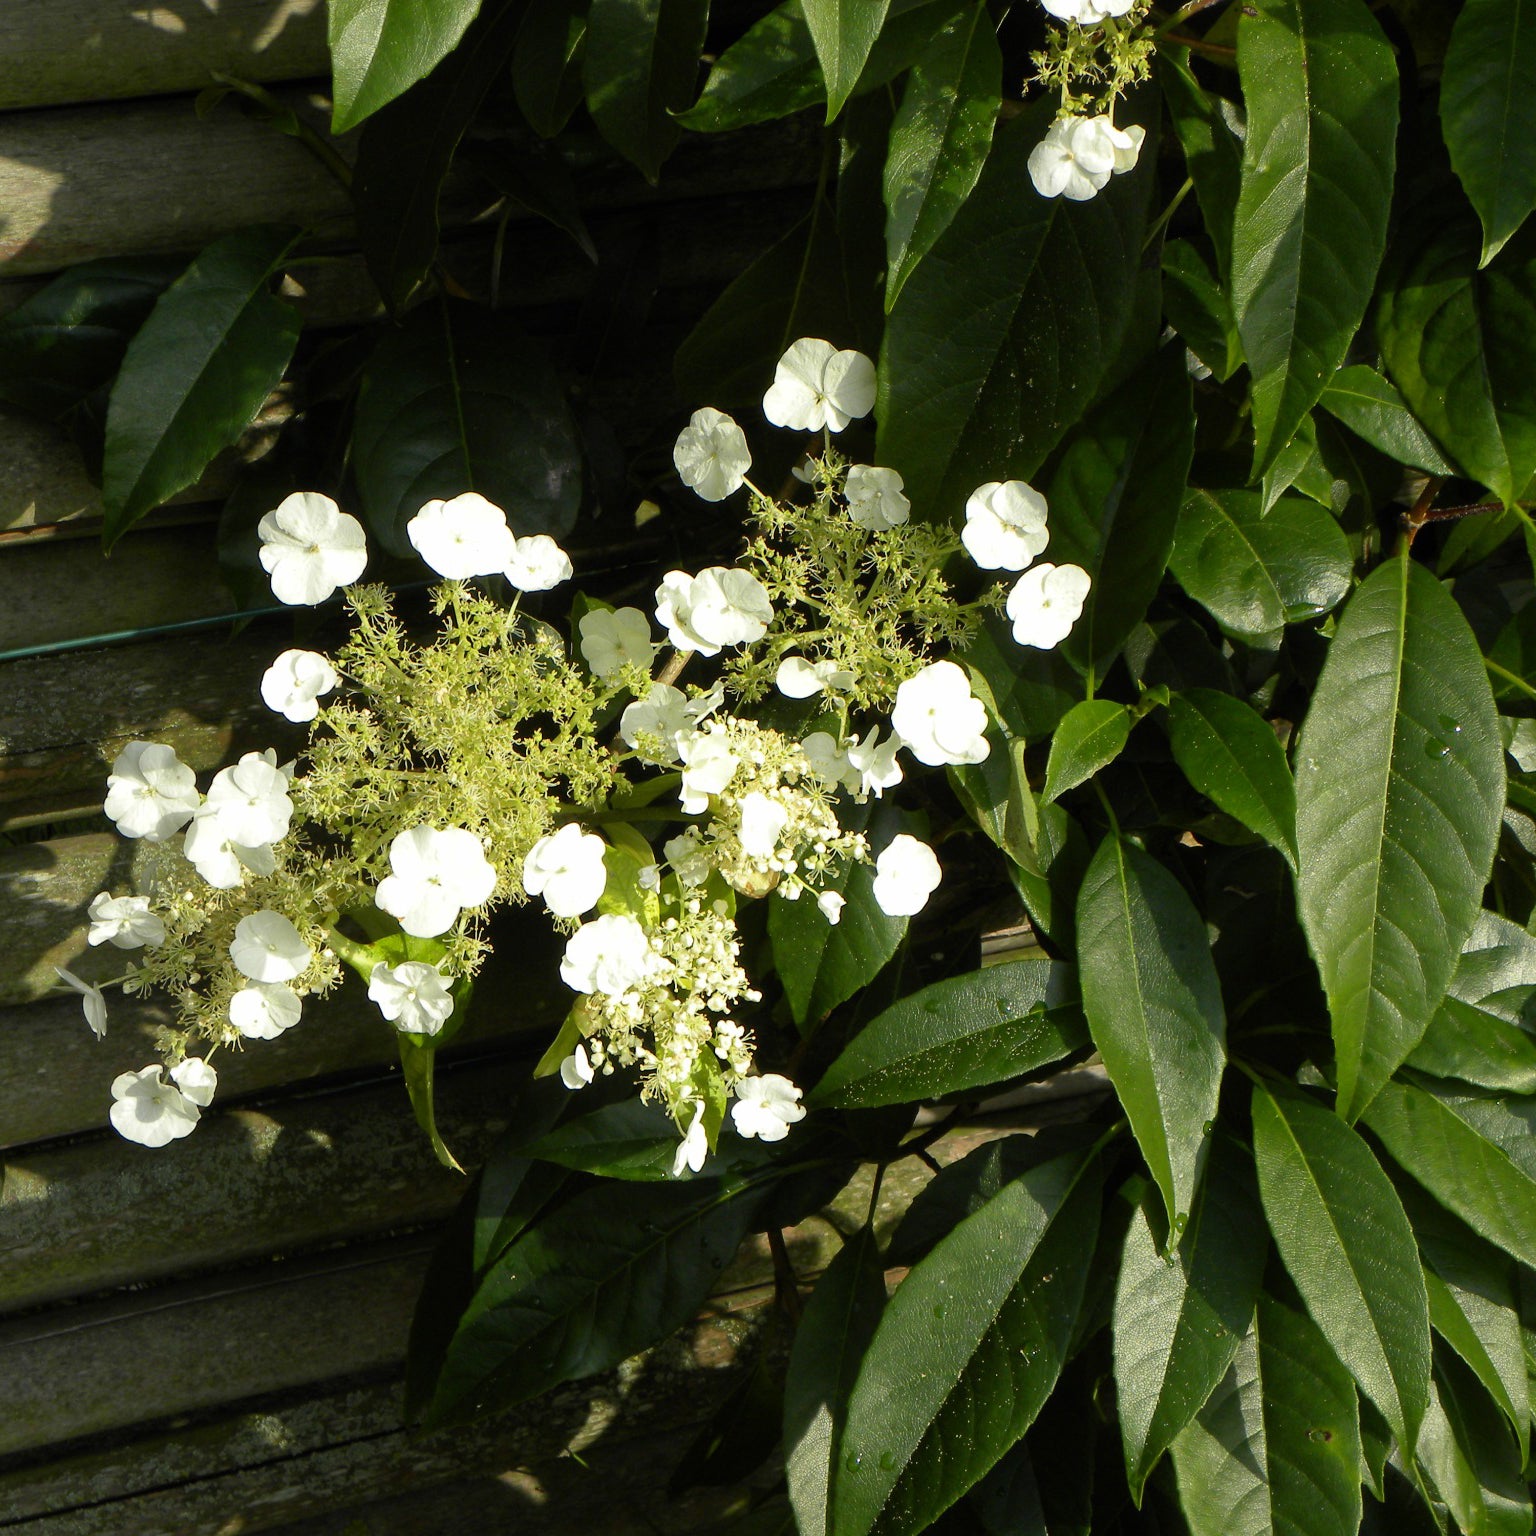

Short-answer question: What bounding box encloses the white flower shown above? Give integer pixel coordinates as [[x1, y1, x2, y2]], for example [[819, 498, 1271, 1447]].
[[523, 823, 609, 917], [621, 684, 692, 762], [817, 890, 846, 925], [664, 826, 713, 887], [1028, 115, 1144, 202], [260, 649, 338, 723], [655, 568, 773, 655], [560, 913, 661, 995], [406, 492, 514, 579], [505, 534, 573, 592], [375, 826, 497, 938], [1040, 0, 1134, 22], [844, 465, 911, 528], [230, 982, 303, 1039], [55, 966, 107, 1038], [87, 893, 165, 949], [673, 1099, 709, 1176], [258, 492, 368, 605], [200, 750, 294, 848], [368, 960, 455, 1037], [170, 1057, 218, 1108], [873, 835, 943, 917], [674, 407, 752, 501], [801, 731, 860, 793], [679, 731, 741, 814], [1006, 562, 1093, 648], [892, 661, 991, 767], [579, 607, 654, 678], [763, 338, 877, 433], [1108, 121, 1146, 174], [962, 480, 1050, 571], [775, 656, 855, 699], [104, 740, 201, 841], [183, 813, 278, 890], [560, 1043, 596, 1089], [738, 791, 790, 857], [847, 727, 905, 799], [731, 1074, 806, 1142], [109, 1065, 200, 1147], [230, 910, 312, 983]]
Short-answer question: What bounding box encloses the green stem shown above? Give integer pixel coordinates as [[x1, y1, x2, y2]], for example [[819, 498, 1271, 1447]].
[[1143, 177, 1194, 252], [1485, 656, 1536, 702]]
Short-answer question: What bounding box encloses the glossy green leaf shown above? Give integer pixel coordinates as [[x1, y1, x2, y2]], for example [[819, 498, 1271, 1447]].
[[513, 0, 589, 137], [329, 0, 485, 131], [1418, 1354, 1533, 1536], [1113, 1136, 1267, 1502], [584, 0, 710, 182], [1424, 1270, 1528, 1453], [784, 1226, 889, 1536], [882, 3, 1000, 309], [804, 0, 891, 119], [1231, 0, 1398, 474], [948, 731, 1036, 872], [1042, 701, 1133, 804], [1077, 833, 1226, 1227], [831, 1150, 1102, 1536], [1316, 364, 1457, 477], [352, 300, 582, 557], [809, 956, 1087, 1109], [1162, 239, 1242, 381], [1159, 51, 1243, 284], [959, 610, 1080, 744], [1007, 800, 1090, 953], [1442, 0, 1536, 266], [1293, 550, 1505, 1120], [1171, 488, 1353, 640], [877, 101, 1152, 520], [102, 225, 300, 550], [1170, 1295, 1363, 1536], [1167, 688, 1297, 866], [1251, 1080, 1431, 1449], [520, 1098, 690, 1179]]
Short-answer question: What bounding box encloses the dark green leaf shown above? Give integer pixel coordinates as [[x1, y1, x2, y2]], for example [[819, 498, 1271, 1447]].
[[1231, 0, 1398, 474], [1293, 550, 1506, 1120], [1251, 1080, 1431, 1449], [877, 101, 1152, 521], [351, 299, 582, 557], [1170, 488, 1353, 640], [1042, 700, 1133, 804], [948, 731, 1036, 871], [1077, 833, 1226, 1227], [467, 143, 597, 264], [1442, 0, 1536, 266], [1316, 364, 1457, 477], [959, 609, 1080, 742], [1008, 800, 1090, 953], [882, 3, 1000, 309], [513, 0, 589, 137], [809, 956, 1088, 1109], [1424, 1268, 1529, 1449], [519, 1097, 685, 1179], [1418, 1353, 1533, 1536], [329, 0, 486, 132], [1259, 412, 1334, 514], [804, 0, 891, 120], [1161, 239, 1242, 381], [1158, 51, 1243, 284], [102, 226, 300, 550], [830, 1151, 1102, 1536], [1166, 688, 1297, 865]]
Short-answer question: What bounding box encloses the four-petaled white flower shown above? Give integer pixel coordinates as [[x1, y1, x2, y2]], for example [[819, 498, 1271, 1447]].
[[87, 893, 165, 949], [775, 656, 855, 699], [183, 812, 278, 890], [817, 891, 846, 925], [1040, 0, 1134, 23], [621, 683, 692, 762], [407, 493, 515, 579], [1006, 562, 1093, 648], [560, 913, 661, 995], [505, 534, 573, 592], [110, 1065, 200, 1147], [763, 339, 877, 433], [674, 407, 752, 501], [260, 649, 339, 723], [1028, 115, 1144, 202], [892, 660, 991, 767], [664, 827, 713, 888], [104, 740, 201, 841], [560, 1043, 596, 1089], [731, 1074, 806, 1142], [376, 826, 497, 938], [230, 982, 303, 1039], [368, 960, 456, 1037], [873, 834, 943, 917], [523, 823, 609, 917], [170, 1057, 218, 1107], [230, 910, 313, 983], [258, 492, 368, 605], [678, 731, 741, 814], [847, 726, 905, 799], [673, 1099, 709, 1176], [200, 750, 294, 848], [844, 464, 911, 529], [962, 480, 1051, 571], [738, 791, 790, 857], [579, 607, 653, 678], [801, 731, 860, 793], [56, 965, 108, 1038], [655, 567, 773, 655]]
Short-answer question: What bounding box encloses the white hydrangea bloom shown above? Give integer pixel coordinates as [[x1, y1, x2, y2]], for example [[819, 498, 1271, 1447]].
[[730, 1074, 806, 1142], [230, 910, 312, 983], [375, 826, 497, 938], [801, 731, 860, 794], [654, 567, 773, 655], [962, 480, 1051, 571], [1006, 562, 1093, 648], [104, 740, 201, 841], [55, 965, 107, 1038], [258, 492, 368, 605], [738, 791, 790, 858], [406, 492, 515, 579], [678, 729, 741, 814], [763, 338, 877, 433], [817, 890, 846, 925], [673, 1098, 709, 1176], [260, 649, 339, 723], [620, 683, 692, 762], [200, 750, 294, 848], [891, 660, 991, 767], [664, 826, 713, 888], [847, 727, 905, 799], [560, 1043, 596, 1089], [674, 407, 752, 501], [87, 893, 165, 949], [183, 812, 278, 890], [775, 657, 855, 699], [110, 1065, 200, 1147], [170, 1057, 218, 1108], [1040, 0, 1135, 22], [873, 834, 943, 917], [230, 982, 303, 1039], [1028, 115, 1144, 202], [579, 606, 653, 678], [505, 534, 573, 592], [523, 823, 609, 917], [368, 960, 455, 1037], [560, 913, 661, 996], [844, 464, 911, 529]]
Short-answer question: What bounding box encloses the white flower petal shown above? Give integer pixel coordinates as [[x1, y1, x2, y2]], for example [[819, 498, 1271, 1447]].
[[406, 493, 515, 579], [505, 534, 573, 592], [257, 492, 368, 605], [891, 660, 991, 767], [674, 407, 752, 501], [872, 835, 943, 917]]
